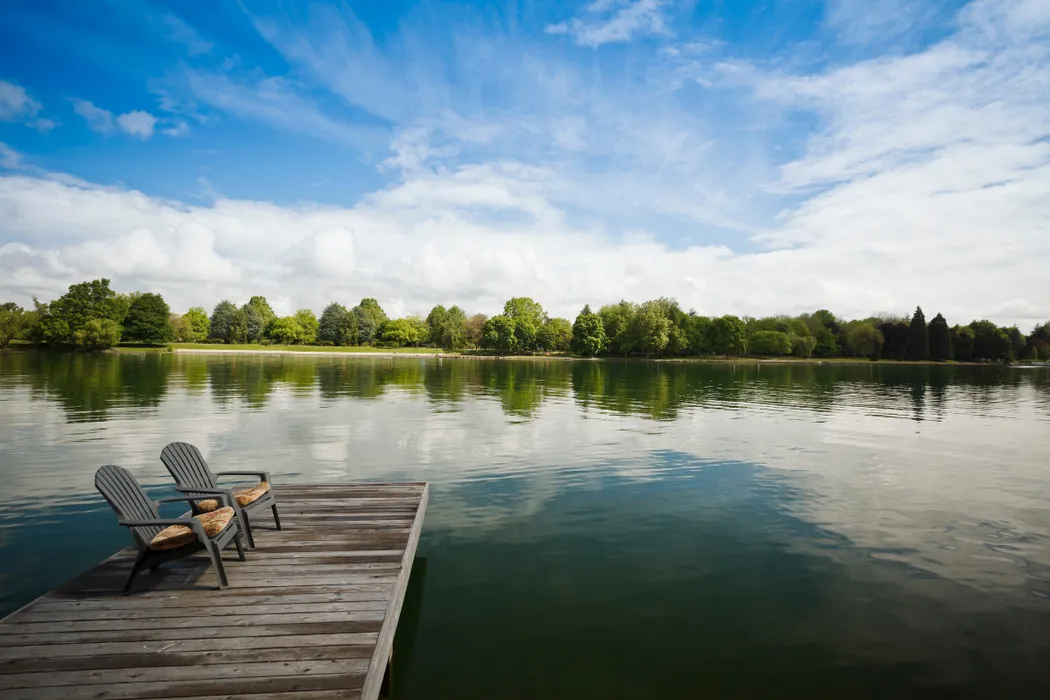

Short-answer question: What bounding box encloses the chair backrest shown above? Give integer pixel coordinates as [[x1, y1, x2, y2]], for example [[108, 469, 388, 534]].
[[160, 442, 218, 491], [95, 464, 163, 543]]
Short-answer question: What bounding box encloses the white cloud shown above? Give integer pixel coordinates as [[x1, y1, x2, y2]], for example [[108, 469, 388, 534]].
[[181, 70, 378, 147], [823, 0, 950, 46], [0, 143, 22, 169], [116, 110, 157, 140], [0, 79, 41, 121], [545, 0, 671, 48], [162, 14, 213, 56], [69, 98, 115, 133], [163, 121, 190, 137], [69, 98, 181, 140], [0, 79, 54, 132]]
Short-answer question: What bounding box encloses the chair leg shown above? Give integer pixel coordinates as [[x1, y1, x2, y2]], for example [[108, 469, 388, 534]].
[[240, 509, 256, 549], [271, 503, 282, 530], [207, 541, 229, 589], [123, 550, 150, 596], [234, 531, 247, 562]]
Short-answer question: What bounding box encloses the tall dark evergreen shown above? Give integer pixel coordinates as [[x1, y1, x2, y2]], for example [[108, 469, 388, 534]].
[[123, 293, 174, 344], [904, 307, 929, 360], [928, 312, 953, 361], [318, 303, 356, 346], [878, 321, 909, 360], [209, 300, 245, 344]]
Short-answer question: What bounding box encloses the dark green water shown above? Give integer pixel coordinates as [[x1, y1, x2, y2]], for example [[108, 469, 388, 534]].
[[1, 353, 1049, 697]]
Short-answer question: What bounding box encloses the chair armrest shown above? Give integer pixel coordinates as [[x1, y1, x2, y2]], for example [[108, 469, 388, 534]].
[[158, 494, 231, 507], [215, 471, 271, 482], [177, 486, 237, 499]]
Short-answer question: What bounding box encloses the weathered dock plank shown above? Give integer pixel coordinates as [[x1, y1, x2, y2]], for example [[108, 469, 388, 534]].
[[0, 482, 428, 700]]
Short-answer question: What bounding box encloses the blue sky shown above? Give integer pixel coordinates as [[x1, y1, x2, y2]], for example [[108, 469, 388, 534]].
[[0, 0, 1047, 326]]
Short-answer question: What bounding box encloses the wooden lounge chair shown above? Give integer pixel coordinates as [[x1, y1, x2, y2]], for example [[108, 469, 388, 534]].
[[160, 441, 281, 549], [94, 464, 247, 594]]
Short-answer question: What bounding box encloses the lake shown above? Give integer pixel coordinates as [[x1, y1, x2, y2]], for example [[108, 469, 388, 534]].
[[1, 352, 1048, 697]]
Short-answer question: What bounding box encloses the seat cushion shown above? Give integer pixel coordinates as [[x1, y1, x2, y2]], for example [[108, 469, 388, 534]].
[[194, 498, 220, 513], [194, 481, 270, 512], [234, 481, 270, 507], [149, 506, 235, 551]]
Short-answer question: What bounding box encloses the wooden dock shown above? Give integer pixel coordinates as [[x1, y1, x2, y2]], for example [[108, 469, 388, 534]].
[[0, 482, 429, 700]]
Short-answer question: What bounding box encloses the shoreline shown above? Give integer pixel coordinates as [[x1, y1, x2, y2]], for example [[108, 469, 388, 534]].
[[164, 348, 1043, 367], [5, 343, 1043, 367]]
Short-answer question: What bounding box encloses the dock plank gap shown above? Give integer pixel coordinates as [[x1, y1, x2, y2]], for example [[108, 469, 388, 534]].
[[0, 482, 429, 700]]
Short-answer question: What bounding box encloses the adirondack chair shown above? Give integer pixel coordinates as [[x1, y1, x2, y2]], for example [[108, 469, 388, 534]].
[[160, 442, 281, 550], [94, 465, 247, 594]]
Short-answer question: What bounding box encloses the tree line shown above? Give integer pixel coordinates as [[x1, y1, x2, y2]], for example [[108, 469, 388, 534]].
[[1, 278, 1047, 363]]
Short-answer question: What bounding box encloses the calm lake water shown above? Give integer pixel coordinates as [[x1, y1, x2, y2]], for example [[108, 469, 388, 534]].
[[1, 352, 1049, 697]]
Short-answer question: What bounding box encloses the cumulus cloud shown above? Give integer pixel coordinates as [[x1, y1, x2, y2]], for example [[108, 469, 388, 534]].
[[0, 79, 55, 132], [69, 99, 116, 133], [116, 110, 157, 140], [69, 99, 179, 140], [546, 0, 672, 48]]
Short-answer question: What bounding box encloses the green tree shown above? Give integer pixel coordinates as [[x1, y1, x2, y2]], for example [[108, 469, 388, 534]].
[[627, 300, 671, 357], [318, 303, 357, 346], [687, 315, 713, 355], [904, 306, 929, 360], [709, 315, 747, 356], [122, 293, 174, 344], [379, 317, 427, 347], [1026, 322, 1050, 360], [241, 296, 276, 342], [598, 301, 637, 357], [42, 279, 128, 346], [503, 297, 546, 351], [571, 305, 607, 356], [182, 307, 210, 342], [427, 305, 468, 350], [950, 325, 975, 362], [73, 318, 122, 350], [844, 322, 884, 359], [813, 327, 840, 357], [1004, 326, 1026, 362], [209, 301, 247, 344], [269, 316, 304, 344], [294, 309, 319, 345], [928, 313, 953, 361], [536, 317, 572, 352], [357, 298, 387, 325], [482, 315, 518, 353], [878, 319, 910, 360], [426, 305, 448, 346], [0, 303, 27, 349], [749, 330, 793, 356], [792, 335, 817, 358], [464, 313, 487, 349], [353, 299, 386, 346], [970, 320, 1010, 362]]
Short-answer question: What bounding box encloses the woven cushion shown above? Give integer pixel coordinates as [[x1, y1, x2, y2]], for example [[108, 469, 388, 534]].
[[195, 481, 269, 512], [234, 481, 270, 507], [149, 506, 235, 551], [194, 498, 220, 513]]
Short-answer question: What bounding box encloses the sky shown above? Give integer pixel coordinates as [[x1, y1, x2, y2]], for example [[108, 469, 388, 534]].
[[0, 0, 1047, 327]]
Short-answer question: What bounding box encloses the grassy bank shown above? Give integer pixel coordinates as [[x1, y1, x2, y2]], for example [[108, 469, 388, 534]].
[[7, 341, 1037, 366], [172, 343, 449, 354]]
